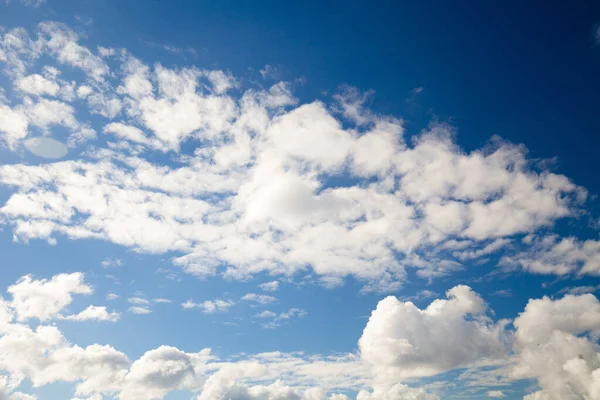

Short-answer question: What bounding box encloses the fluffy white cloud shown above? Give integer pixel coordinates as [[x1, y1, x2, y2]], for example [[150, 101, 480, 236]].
[[118, 346, 202, 400], [259, 281, 280, 292], [128, 306, 151, 315], [256, 308, 307, 329], [15, 74, 59, 96], [358, 285, 509, 380], [62, 305, 120, 322], [242, 293, 277, 305], [7, 272, 92, 321], [182, 299, 235, 314], [0, 22, 594, 297], [512, 294, 600, 399], [37, 22, 109, 81], [0, 104, 28, 148], [501, 234, 600, 275], [356, 383, 438, 400], [128, 297, 150, 306], [486, 390, 505, 398]]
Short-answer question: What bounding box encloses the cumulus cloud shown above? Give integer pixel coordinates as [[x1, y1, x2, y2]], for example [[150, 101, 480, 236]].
[[15, 74, 59, 96], [356, 383, 439, 400], [7, 272, 92, 321], [182, 299, 234, 314], [0, 104, 28, 149], [128, 297, 150, 306], [256, 308, 307, 329], [0, 20, 590, 293], [259, 281, 280, 292], [501, 234, 600, 275], [511, 293, 600, 400], [241, 293, 277, 305], [0, 274, 371, 400], [128, 306, 151, 315], [62, 305, 120, 322], [358, 285, 509, 380]]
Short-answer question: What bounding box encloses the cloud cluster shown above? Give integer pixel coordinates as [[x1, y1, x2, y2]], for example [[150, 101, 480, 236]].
[[501, 234, 600, 275], [7, 272, 91, 321], [358, 285, 509, 380], [0, 22, 591, 293], [3, 269, 600, 398], [182, 299, 235, 314], [512, 294, 600, 399]]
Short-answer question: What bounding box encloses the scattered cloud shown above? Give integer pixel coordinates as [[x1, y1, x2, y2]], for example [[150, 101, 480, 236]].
[[101, 257, 123, 268], [128, 297, 150, 306], [258, 281, 280, 292], [241, 293, 277, 305], [7, 272, 92, 321], [501, 235, 600, 275], [62, 305, 120, 322], [512, 293, 600, 399], [129, 306, 151, 315], [182, 299, 234, 314], [259, 64, 281, 80], [257, 308, 307, 329], [0, 21, 587, 294]]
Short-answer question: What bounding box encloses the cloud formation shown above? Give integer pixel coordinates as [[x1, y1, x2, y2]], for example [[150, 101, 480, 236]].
[[0, 22, 590, 294], [358, 285, 509, 380]]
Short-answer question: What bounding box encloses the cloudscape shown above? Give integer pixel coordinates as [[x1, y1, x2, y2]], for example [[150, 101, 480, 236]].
[[0, 1, 600, 399]]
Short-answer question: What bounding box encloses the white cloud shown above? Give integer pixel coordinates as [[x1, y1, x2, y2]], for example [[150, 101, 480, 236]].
[[38, 22, 109, 82], [256, 310, 277, 319], [106, 294, 119, 300], [241, 293, 277, 305], [153, 298, 172, 304], [15, 0, 46, 7], [0, 104, 28, 149], [511, 293, 600, 399], [259, 64, 281, 80], [101, 257, 122, 268], [256, 308, 307, 329], [258, 281, 279, 292], [486, 390, 505, 398], [501, 235, 600, 275], [118, 346, 200, 400], [11, 393, 38, 400], [7, 272, 92, 321], [62, 305, 120, 322], [103, 122, 149, 145], [0, 21, 592, 296], [21, 98, 78, 130], [182, 299, 234, 314], [128, 306, 151, 315], [128, 297, 150, 306], [15, 74, 59, 96], [358, 285, 509, 380], [356, 383, 438, 400], [86, 92, 122, 119]]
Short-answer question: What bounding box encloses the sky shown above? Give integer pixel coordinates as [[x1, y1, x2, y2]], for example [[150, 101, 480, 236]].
[[0, 1, 599, 399]]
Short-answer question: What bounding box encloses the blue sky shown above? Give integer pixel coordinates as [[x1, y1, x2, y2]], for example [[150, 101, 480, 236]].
[[0, 1, 599, 400]]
